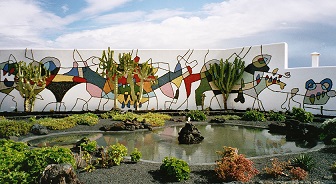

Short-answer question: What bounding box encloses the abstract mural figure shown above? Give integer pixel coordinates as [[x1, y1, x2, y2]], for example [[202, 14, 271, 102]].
[[0, 54, 19, 110], [151, 49, 200, 110], [195, 49, 290, 111], [0, 49, 62, 111], [302, 78, 336, 114], [232, 54, 290, 111]]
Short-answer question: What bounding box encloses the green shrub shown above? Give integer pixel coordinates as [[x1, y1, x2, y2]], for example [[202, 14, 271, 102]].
[[0, 140, 29, 183], [185, 110, 207, 121], [267, 111, 286, 121], [22, 146, 76, 183], [291, 107, 313, 123], [215, 146, 259, 182], [100, 110, 121, 119], [160, 157, 190, 182], [130, 148, 142, 162], [212, 115, 241, 120], [112, 112, 139, 121], [242, 110, 266, 121], [66, 113, 99, 126], [320, 117, 336, 144], [35, 117, 77, 130], [0, 140, 75, 184], [0, 118, 32, 138], [331, 162, 336, 173], [291, 154, 315, 171], [138, 112, 171, 127], [107, 143, 128, 166], [80, 138, 98, 153]]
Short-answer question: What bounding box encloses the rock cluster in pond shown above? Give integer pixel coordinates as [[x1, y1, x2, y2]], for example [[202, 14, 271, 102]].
[[178, 122, 204, 144], [31, 124, 49, 135], [100, 118, 153, 131], [268, 119, 321, 146], [40, 163, 82, 184]]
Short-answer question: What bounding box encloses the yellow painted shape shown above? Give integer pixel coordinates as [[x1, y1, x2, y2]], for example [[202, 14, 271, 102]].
[[52, 75, 74, 82]]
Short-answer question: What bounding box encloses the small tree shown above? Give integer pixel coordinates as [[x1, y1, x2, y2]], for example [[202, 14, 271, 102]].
[[15, 61, 50, 112], [208, 57, 245, 110]]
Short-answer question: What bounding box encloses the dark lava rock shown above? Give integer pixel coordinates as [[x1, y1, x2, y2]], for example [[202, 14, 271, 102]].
[[209, 118, 226, 124], [268, 122, 286, 134], [178, 123, 204, 144], [39, 163, 82, 184], [100, 118, 153, 131], [31, 124, 49, 135]]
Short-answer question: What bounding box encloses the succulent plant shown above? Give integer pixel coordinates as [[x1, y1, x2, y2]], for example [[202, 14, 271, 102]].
[[208, 57, 245, 110], [15, 61, 50, 112]]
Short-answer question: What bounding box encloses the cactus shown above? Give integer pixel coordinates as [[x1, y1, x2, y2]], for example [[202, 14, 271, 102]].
[[133, 59, 157, 110], [98, 47, 121, 110], [208, 57, 245, 110], [118, 52, 157, 110], [15, 61, 50, 112]]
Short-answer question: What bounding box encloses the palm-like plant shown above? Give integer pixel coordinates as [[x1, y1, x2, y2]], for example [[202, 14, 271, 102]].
[[208, 57, 245, 110]]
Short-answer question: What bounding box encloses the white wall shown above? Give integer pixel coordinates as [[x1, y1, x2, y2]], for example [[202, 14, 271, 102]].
[[0, 43, 335, 116]]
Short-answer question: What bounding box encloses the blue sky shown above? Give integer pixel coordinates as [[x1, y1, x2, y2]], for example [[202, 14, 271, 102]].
[[0, 0, 336, 68]]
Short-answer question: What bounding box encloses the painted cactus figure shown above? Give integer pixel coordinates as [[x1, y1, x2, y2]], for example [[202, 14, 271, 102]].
[[208, 57, 245, 110], [15, 61, 50, 112]]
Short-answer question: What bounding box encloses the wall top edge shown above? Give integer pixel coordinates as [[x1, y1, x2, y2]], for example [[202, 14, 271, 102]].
[[0, 42, 287, 51]]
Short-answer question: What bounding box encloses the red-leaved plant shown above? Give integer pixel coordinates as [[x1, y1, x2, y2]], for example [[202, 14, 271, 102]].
[[290, 167, 308, 180], [215, 146, 259, 182]]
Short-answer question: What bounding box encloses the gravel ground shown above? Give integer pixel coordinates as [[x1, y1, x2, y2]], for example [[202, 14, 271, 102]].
[[20, 117, 336, 183]]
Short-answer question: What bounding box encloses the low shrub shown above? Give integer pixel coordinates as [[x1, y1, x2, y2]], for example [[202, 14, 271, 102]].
[[215, 146, 259, 182], [112, 112, 139, 121], [80, 138, 98, 153], [0, 139, 75, 184], [267, 110, 286, 121], [212, 115, 241, 120], [291, 107, 313, 123], [160, 157, 190, 182], [0, 118, 32, 138], [242, 110, 266, 121], [22, 146, 76, 183], [35, 117, 77, 130], [291, 154, 315, 171], [320, 117, 336, 144], [290, 167, 308, 180], [100, 110, 121, 119], [0, 140, 28, 183], [107, 143, 128, 166], [130, 148, 142, 162], [264, 158, 290, 178], [185, 110, 207, 121], [331, 161, 336, 173], [66, 113, 99, 126], [138, 112, 171, 127]]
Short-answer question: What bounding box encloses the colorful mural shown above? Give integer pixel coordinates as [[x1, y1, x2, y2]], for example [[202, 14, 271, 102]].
[[1, 43, 336, 116]]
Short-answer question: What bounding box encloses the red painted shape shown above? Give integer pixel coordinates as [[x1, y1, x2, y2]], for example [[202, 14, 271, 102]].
[[183, 66, 201, 97], [73, 76, 87, 83], [118, 76, 127, 85]]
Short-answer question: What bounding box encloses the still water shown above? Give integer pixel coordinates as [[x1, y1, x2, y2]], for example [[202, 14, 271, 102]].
[[27, 124, 321, 164]]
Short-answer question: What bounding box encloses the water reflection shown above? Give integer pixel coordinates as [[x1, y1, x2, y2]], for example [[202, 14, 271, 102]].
[[28, 124, 320, 164]]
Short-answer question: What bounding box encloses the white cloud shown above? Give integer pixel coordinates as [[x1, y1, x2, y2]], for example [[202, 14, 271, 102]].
[[0, 0, 66, 48], [82, 0, 131, 15], [61, 4, 69, 14]]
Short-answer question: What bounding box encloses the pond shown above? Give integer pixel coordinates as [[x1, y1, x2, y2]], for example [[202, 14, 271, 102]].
[[26, 124, 323, 164]]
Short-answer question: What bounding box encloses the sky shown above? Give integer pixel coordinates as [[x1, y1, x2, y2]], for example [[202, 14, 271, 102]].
[[0, 0, 336, 68]]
